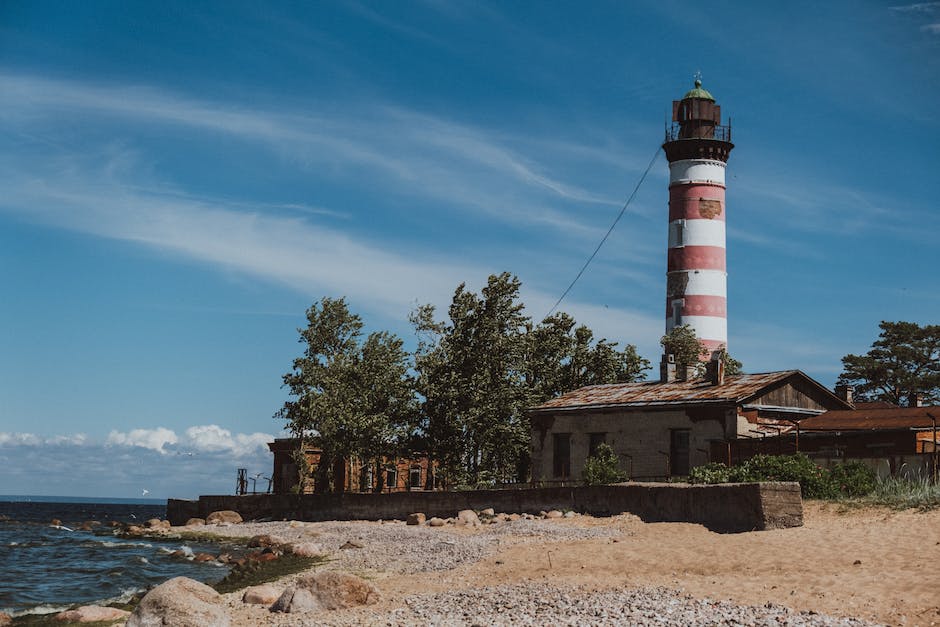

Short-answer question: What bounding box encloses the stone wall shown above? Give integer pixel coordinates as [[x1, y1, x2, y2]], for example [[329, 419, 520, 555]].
[[167, 481, 802, 533]]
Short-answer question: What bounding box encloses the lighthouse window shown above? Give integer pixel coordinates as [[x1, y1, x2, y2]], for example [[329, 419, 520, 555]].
[[672, 299, 684, 326], [675, 221, 685, 247]]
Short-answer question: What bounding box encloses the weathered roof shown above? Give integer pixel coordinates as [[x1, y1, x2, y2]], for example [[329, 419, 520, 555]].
[[799, 406, 940, 431], [530, 370, 810, 412], [682, 79, 714, 101]]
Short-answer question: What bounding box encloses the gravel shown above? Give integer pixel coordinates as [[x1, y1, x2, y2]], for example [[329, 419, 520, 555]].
[[317, 584, 882, 627]]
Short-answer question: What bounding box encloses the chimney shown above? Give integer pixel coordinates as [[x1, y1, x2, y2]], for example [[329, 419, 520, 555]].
[[706, 351, 726, 386], [660, 354, 676, 383], [910, 392, 923, 408], [834, 384, 854, 405], [677, 363, 697, 382]]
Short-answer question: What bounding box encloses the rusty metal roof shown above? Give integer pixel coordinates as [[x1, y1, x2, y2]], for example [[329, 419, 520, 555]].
[[530, 371, 806, 412], [799, 406, 940, 431]]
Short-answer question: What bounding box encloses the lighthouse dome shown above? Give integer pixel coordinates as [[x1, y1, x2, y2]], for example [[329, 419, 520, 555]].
[[682, 79, 714, 101]]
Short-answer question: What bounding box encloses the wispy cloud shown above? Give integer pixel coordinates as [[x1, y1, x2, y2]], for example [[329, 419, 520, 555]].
[[890, 2, 940, 13], [922, 22, 940, 33]]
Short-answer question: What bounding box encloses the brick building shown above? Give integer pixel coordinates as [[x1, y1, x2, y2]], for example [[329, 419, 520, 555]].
[[528, 366, 850, 483]]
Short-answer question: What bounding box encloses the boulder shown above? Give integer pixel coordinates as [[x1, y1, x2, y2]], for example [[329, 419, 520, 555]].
[[145, 518, 171, 530], [270, 571, 379, 613], [193, 552, 216, 562], [206, 510, 242, 525], [248, 534, 286, 548], [126, 577, 230, 627], [479, 508, 495, 517], [242, 584, 281, 605], [507, 513, 521, 522], [185, 518, 206, 527], [456, 509, 480, 526], [427, 517, 445, 527], [247, 549, 279, 562], [55, 605, 130, 623], [289, 541, 327, 558], [51, 518, 62, 526], [0, 612, 11, 626], [406, 513, 426, 526], [78, 520, 101, 531], [544, 510, 564, 519]]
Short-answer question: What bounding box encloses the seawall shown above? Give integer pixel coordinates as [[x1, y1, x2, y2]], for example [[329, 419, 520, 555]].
[[168, 482, 802, 533]]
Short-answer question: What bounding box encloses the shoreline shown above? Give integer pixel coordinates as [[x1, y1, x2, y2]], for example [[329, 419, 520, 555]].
[[12, 502, 937, 625]]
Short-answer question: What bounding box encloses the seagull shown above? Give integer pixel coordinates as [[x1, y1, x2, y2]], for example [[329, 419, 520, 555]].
[[50, 524, 74, 532], [141, 489, 150, 497]]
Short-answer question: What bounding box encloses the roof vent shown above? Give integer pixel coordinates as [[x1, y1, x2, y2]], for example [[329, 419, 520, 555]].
[[660, 354, 676, 383]]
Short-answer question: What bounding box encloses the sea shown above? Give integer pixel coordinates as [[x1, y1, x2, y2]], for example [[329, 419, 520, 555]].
[[0, 495, 232, 618]]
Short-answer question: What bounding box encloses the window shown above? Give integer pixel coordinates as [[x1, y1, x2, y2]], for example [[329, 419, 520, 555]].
[[673, 220, 685, 247], [672, 299, 685, 327], [385, 467, 398, 491], [670, 429, 691, 477], [553, 433, 571, 478], [409, 466, 422, 490], [588, 432, 607, 457]]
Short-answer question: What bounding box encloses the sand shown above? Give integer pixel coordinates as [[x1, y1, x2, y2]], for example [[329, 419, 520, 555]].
[[215, 502, 940, 626]]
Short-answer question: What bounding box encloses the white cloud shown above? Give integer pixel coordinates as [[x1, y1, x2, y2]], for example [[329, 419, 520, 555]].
[[922, 22, 940, 32], [106, 427, 178, 454], [184, 425, 274, 457], [0, 432, 41, 446]]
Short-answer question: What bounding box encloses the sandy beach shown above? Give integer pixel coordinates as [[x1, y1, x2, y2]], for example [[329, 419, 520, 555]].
[[179, 502, 940, 626]]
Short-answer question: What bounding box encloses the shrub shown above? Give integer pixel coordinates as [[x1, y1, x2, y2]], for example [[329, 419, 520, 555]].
[[829, 461, 877, 497], [689, 462, 732, 484], [728, 453, 838, 499], [582, 443, 628, 485]]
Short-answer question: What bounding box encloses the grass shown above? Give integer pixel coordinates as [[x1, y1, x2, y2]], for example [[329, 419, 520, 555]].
[[851, 473, 940, 511], [211, 553, 327, 594]]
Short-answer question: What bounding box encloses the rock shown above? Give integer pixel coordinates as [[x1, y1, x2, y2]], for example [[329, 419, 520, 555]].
[[0, 612, 11, 626], [145, 518, 171, 530], [126, 576, 230, 627], [55, 605, 130, 623], [563, 510, 577, 518], [340, 539, 364, 550], [406, 513, 426, 525], [289, 541, 327, 558], [125, 525, 145, 536], [479, 508, 495, 517], [242, 584, 281, 605], [185, 518, 206, 526], [206, 510, 242, 525], [507, 513, 521, 521], [248, 549, 279, 562], [544, 510, 564, 519], [427, 517, 445, 527], [51, 518, 62, 526], [456, 509, 480, 526], [217, 552, 233, 563], [248, 534, 286, 548], [270, 571, 379, 613], [78, 520, 101, 531], [193, 552, 216, 562]]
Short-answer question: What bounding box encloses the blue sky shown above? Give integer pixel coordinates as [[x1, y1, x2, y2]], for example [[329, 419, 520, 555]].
[[1, 1, 938, 498]]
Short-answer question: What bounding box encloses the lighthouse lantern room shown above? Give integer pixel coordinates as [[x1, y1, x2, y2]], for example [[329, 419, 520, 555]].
[[662, 79, 734, 360]]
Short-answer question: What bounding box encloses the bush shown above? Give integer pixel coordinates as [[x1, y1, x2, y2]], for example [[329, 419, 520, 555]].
[[829, 461, 877, 497], [582, 443, 628, 485], [689, 462, 732, 484], [728, 453, 836, 498]]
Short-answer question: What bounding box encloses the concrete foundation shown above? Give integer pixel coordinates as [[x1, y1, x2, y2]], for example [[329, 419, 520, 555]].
[[167, 481, 802, 533]]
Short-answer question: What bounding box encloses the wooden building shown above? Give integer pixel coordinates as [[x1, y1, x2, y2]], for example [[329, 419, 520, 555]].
[[267, 438, 434, 494], [529, 368, 850, 483]]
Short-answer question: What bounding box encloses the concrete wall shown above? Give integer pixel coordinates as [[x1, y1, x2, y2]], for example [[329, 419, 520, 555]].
[[530, 407, 734, 481], [167, 481, 802, 533]]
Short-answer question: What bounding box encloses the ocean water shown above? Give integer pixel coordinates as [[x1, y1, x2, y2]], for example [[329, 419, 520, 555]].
[[0, 496, 232, 617]]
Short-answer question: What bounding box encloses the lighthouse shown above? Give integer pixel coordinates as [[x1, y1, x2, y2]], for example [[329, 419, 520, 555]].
[[662, 79, 734, 360]]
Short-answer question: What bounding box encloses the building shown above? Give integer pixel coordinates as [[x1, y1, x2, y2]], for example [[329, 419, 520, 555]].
[[663, 78, 734, 359], [267, 438, 434, 494], [529, 368, 851, 482], [742, 403, 940, 478]]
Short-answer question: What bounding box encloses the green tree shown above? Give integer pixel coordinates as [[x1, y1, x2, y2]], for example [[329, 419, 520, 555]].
[[276, 297, 415, 493], [838, 321, 940, 406], [660, 325, 742, 377], [660, 324, 709, 373], [412, 273, 649, 487], [582, 443, 628, 485]]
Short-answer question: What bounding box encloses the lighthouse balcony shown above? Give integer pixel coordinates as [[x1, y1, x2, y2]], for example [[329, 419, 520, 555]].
[[664, 123, 732, 143]]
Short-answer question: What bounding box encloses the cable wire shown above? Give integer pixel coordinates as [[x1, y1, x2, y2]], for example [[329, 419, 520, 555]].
[[544, 146, 661, 320]]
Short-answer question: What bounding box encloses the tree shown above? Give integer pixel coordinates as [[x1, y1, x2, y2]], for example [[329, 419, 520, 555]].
[[660, 324, 742, 377], [276, 297, 415, 493], [838, 321, 940, 406], [412, 273, 649, 487], [582, 443, 628, 485], [660, 324, 709, 373]]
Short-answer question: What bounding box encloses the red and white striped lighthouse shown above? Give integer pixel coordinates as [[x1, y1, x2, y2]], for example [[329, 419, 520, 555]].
[[662, 79, 734, 358]]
